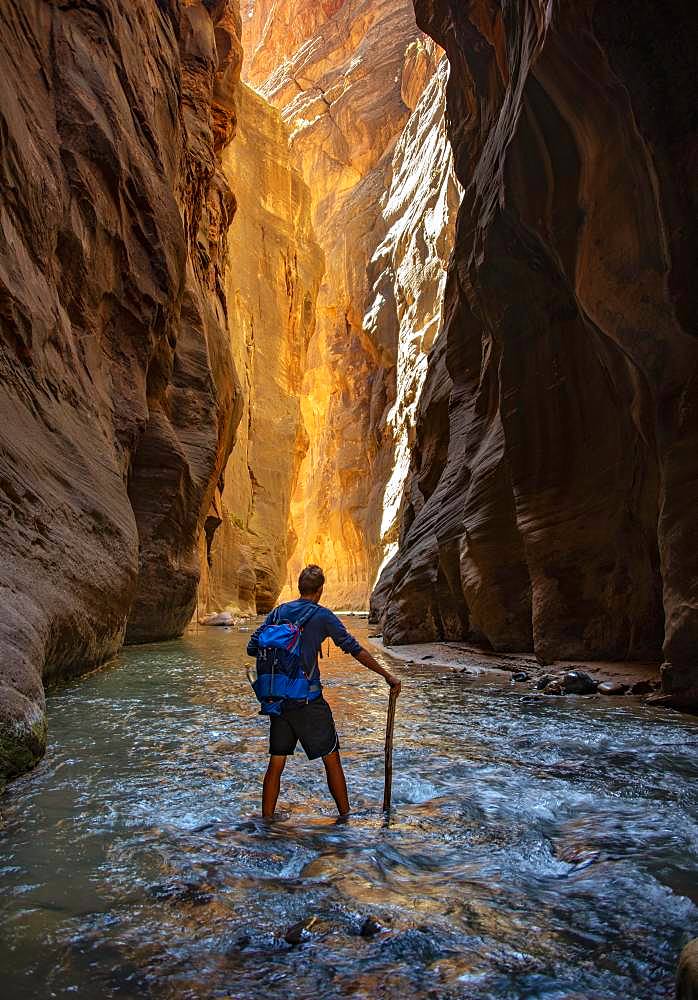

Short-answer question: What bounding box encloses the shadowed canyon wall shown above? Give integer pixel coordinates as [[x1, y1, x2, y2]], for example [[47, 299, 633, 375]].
[[243, 0, 458, 609], [199, 82, 323, 615], [0, 0, 242, 785], [374, 0, 698, 704]]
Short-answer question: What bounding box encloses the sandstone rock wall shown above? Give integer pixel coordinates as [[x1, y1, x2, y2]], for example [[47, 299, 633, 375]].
[[364, 57, 461, 590], [0, 0, 242, 785], [244, 0, 452, 608], [199, 82, 323, 615], [375, 0, 697, 703]]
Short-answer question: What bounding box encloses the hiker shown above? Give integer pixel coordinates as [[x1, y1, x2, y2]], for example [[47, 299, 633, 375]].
[[246, 564, 401, 819]]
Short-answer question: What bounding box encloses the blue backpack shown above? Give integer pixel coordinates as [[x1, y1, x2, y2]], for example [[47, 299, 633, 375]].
[[249, 603, 322, 716]]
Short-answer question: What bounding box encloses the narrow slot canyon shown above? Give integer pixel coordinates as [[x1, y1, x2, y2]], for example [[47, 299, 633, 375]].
[[199, 0, 460, 616], [0, 1, 697, 997]]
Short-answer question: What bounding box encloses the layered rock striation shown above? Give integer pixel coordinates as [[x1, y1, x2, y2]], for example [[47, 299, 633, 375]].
[[244, 0, 455, 608], [0, 0, 242, 784], [364, 57, 461, 589], [375, 0, 698, 703], [200, 82, 323, 615]]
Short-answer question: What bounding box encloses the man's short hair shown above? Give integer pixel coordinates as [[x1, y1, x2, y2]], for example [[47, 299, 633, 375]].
[[298, 564, 325, 596]]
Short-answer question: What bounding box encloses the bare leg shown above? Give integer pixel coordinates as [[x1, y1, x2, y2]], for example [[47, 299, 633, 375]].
[[323, 750, 350, 816], [262, 755, 286, 819]]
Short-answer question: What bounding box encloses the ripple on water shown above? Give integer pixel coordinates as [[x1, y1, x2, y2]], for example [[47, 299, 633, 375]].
[[1, 626, 697, 999]]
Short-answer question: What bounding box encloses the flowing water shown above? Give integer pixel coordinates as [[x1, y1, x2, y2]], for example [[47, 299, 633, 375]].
[[2, 621, 698, 1000]]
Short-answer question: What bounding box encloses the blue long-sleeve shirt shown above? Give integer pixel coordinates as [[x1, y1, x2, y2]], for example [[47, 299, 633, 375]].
[[246, 599, 363, 685]]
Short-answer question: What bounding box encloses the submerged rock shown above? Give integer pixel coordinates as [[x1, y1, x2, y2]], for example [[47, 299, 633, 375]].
[[284, 915, 318, 946], [359, 915, 384, 938]]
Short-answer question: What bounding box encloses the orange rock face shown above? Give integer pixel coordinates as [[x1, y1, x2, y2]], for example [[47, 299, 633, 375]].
[[374, 0, 698, 704], [0, 1, 242, 783], [244, 0, 450, 608], [200, 82, 323, 615]]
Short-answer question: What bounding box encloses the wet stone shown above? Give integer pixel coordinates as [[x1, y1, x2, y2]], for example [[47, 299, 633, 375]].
[[359, 915, 383, 938], [512, 671, 529, 682], [544, 681, 564, 695], [560, 670, 598, 694], [146, 881, 214, 906], [284, 915, 318, 945], [630, 680, 656, 695], [598, 681, 629, 696], [379, 928, 448, 964]]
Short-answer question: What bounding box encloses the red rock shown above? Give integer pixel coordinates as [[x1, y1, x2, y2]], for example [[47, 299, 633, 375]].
[[598, 682, 629, 696], [629, 680, 655, 697], [0, 1, 243, 784], [374, 0, 698, 707], [243, 0, 456, 610]]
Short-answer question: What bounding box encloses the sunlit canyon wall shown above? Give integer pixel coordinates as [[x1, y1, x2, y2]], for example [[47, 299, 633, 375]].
[[0, 0, 242, 784], [242, 0, 460, 609], [199, 82, 323, 615], [373, 0, 697, 705]]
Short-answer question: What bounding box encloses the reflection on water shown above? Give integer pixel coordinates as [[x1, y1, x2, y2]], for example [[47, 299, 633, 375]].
[[1, 622, 697, 999]]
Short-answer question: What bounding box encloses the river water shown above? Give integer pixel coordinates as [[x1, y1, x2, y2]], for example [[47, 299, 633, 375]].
[[2, 621, 697, 999]]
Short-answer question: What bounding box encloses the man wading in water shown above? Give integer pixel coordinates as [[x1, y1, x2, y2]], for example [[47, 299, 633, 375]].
[[247, 565, 401, 819]]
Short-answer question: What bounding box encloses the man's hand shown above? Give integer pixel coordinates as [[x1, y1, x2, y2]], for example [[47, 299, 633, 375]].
[[385, 672, 401, 695]]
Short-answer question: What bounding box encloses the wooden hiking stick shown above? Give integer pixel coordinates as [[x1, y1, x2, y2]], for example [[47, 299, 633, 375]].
[[382, 687, 399, 814]]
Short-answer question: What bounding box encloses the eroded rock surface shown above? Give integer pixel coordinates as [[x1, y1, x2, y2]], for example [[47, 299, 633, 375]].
[[375, 0, 697, 704], [0, 0, 242, 783], [244, 0, 454, 609], [199, 82, 323, 615]]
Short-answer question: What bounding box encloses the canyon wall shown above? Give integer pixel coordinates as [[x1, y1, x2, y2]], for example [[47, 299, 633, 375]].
[[0, 0, 242, 785], [244, 0, 456, 608], [199, 82, 323, 615], [375, 0, 697, 703]]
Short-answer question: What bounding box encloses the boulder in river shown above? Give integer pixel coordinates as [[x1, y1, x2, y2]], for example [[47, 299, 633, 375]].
[[598, 681, 629, 696], [629, 680, 656, 696], [540, 670, 598, 695], [559, 670, 598, 695]]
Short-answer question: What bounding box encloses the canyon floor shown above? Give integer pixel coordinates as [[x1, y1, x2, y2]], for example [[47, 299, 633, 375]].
[[374, 635, 662, 699]]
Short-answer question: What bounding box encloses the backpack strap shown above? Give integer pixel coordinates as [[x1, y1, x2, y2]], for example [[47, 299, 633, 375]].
[[298, 603, 322, 680], [296, 602, 321, 629]]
